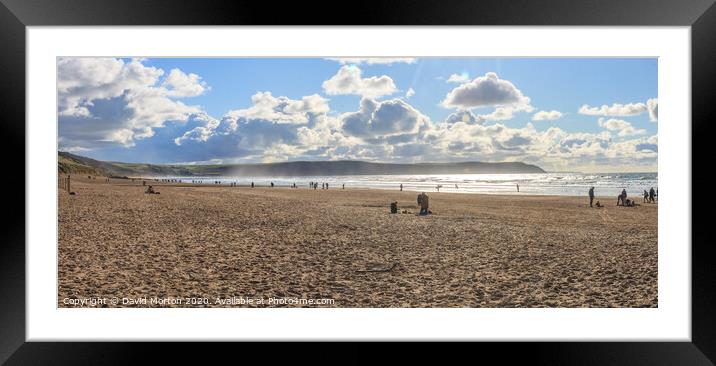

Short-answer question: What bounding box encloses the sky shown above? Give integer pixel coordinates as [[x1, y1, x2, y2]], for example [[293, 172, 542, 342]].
[[57, 57, 658, 172]]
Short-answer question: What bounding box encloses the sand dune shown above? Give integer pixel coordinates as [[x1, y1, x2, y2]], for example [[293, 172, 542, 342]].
[[58, 176, 657, 308]]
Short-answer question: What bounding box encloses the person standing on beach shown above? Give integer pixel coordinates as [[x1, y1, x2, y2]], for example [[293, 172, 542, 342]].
[[589, 187, 595, 207], [419, 192, 429, 215], [617, 189, 627, 206], [342, 183, 345, 190], [517, 183, 520, 192], [400, 183, 403, 191], [649, 187, 656, 203]]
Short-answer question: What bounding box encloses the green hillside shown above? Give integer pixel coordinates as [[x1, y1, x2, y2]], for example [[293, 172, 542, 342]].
[[58, 151, 546, 177]]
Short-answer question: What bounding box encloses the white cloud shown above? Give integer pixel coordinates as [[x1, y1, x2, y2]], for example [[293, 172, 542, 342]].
[[174, 113, 220, 145], [598, 118, 646, 137], [57, 57, 204, 148], [532, 110, 563, 121], [478, 107, 515, 121], [162, 92, 658, 170], [225, 92, 329, 125], [405, 88, 415, 98], [647, 98, 658, 122], [173, 92, 358, 163], [162, 68, 209, 97], [444, 110, 482, 125], [340, 98, 430, 139], [446, 73, 470, 83], [578, 102, 647, 117], [322, 65, 398, 98], [325, 58, 416, 65], [441, 72, 532, 111]]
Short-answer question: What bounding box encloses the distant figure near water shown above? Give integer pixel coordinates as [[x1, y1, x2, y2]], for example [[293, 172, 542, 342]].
[[400, 183, 403, 191], [589, 187, 595, 207], [643, 190, 649, 203], [516, 183, 520, 192], [251, 182, 254, 188]]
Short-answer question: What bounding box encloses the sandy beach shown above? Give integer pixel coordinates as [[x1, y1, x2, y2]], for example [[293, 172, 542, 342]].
[[58, 176, 658, 308]]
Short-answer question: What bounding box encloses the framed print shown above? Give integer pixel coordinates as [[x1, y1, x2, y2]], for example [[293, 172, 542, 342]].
[[2, 0, 715, 363]]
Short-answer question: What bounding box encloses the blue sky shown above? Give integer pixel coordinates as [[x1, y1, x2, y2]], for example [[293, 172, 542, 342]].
[[57, 57, 658, 172]]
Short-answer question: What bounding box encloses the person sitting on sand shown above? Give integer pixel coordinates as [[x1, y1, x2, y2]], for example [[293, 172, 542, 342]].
[[589, 187, 595, 207], [390, 201, 398, 214], [419, 192, 429, 215], [595, 200, 602, 208], [145, 185, 155, 194]]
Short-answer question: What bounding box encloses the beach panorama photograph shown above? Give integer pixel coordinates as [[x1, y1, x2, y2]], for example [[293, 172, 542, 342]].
[[58, 57, 658, 308]]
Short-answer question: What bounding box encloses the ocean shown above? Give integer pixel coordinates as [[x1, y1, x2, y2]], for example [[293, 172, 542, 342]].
[[167, 172, 658, 197]]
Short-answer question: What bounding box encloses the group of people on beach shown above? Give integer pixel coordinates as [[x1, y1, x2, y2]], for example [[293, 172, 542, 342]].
[[588, 186, 657, 208], [642, 187, 657, 203], [389, 192, 430, 216], [309, 181, 335, 190]]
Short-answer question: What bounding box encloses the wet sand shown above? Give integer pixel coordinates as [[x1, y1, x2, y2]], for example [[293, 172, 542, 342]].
[[58, 176, 658, 308]]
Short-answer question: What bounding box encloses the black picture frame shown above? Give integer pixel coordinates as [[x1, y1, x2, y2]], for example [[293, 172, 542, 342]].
[[1, 0, 714, 363]]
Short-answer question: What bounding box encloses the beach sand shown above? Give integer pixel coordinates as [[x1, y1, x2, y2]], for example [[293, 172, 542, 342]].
[[58, 176, 658, 308]]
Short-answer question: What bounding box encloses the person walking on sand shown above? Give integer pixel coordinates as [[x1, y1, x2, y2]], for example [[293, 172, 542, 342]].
[[419, 192, 429, 215], [400, 183, 403, 191], [342, 183, 345, 190], [649, 187, 656, 203], [589, 187, 595, 207], [643, 190, 649, 203]]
